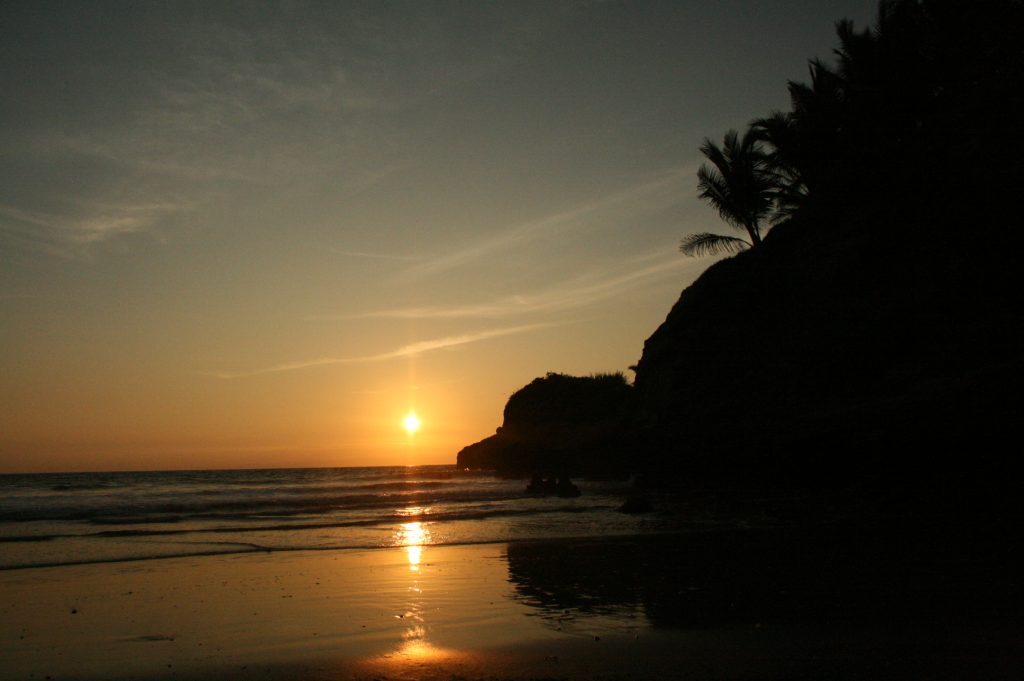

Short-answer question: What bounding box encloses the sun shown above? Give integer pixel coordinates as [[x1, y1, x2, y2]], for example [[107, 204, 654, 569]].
[[403, 412, 421, 434]]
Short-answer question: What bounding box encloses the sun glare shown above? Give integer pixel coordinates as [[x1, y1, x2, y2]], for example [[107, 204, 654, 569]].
[[403, 412, 421, 434]]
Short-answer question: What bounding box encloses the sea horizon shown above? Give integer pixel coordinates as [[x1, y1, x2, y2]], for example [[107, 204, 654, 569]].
[[0, 461, 459, 477]]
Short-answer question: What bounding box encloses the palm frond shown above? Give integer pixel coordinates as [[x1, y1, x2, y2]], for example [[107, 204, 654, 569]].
[[769, 181, 808, 223], [679, 233, 750, 257], [697, 163, 742, 228], [696, 127, 778, 243]]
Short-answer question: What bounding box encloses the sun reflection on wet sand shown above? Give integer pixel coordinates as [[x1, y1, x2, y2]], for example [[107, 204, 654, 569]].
[[397, 519, 429, 572], [4, 538, 690, 681], [406, 543, 422, 569], [390, 517, 434, 665], [392, 637, 465, 665]]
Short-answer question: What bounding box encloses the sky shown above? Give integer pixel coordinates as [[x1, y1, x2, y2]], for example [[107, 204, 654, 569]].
[[1, 0, 878, 473]]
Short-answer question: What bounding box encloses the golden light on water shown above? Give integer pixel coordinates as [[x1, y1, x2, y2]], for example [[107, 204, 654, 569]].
[[403, 412, 421, 435], [394, 638, 458, 664], [406, 544, 422, 569], [398, 520, 429, 571]]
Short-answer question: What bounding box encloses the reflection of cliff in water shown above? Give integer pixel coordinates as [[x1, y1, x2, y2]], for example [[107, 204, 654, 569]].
[[505, 534, 747, 629], [505, 532, 814, 629], [504, 522, 1024, 630]]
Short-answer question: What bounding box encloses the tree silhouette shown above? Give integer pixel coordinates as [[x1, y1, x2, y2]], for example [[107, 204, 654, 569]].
[[752, 57, 844, 216], [681, 128, 777, 257], [750, 0, 1024, 221]]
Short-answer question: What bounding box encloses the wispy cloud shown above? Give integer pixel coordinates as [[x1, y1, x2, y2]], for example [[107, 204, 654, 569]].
[[0, 293, 47, 301], [330, 248, 423, 261], [0, 202, 167, 246], [20, 18, 410, 194], [399, 168, 693, 279], [313, 251, 694, 322], [208, 322, 555, 379], [40, 134, 271, 186]]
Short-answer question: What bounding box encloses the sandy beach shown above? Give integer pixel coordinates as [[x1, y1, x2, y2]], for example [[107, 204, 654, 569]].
[[3, 540, 686, 681], [4, 525, 1023, 681]]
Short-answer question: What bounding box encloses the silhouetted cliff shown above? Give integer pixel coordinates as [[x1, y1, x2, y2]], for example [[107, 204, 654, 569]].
[[456, 1, 1024, 496], [456, 372, 634, 477], [633, 0, 1024, 492], [633, 203, 1024, 492]]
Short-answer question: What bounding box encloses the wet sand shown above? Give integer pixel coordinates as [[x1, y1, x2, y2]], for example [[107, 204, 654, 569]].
[[2, 525, 1023, 680]]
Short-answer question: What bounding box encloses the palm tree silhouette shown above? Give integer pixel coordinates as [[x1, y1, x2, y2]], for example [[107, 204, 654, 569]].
[[752, 1, 955, 215], [752, 57, 844, 216], [681, 128, 776, 257]]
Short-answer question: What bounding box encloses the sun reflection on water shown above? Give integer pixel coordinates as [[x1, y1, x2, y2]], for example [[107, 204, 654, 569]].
[[406, 544, 422, 569], [396, 519, 430, 571], [394, 637, 457, 663], [391, 518, 434, 660]]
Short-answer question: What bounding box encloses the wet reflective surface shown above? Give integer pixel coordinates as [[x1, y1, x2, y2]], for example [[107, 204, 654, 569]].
[[4, 519, 1023, 680]]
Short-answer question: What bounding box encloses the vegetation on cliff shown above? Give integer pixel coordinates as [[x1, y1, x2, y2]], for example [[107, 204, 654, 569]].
[[679, 128, 776, 256]]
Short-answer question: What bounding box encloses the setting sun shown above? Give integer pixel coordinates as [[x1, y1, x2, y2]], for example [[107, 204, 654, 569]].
[[403, 412, 421, 434]]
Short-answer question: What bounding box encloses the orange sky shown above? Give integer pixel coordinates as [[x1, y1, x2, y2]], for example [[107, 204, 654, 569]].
[[0, 1, 876, 473]]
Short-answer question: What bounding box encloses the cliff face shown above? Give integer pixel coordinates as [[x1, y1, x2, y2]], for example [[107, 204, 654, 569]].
[[458, 203, 1023, 487], [456, 373, 634, 477], [632, 200, 1024, 488], [458, 198, 1024, 486]]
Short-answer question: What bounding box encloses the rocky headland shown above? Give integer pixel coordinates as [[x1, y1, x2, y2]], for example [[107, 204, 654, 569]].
[[456, 1, 1024, 502], [456, 372, 635, 477]]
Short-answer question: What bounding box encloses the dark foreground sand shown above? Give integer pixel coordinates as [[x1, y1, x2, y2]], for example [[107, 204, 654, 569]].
[[3, 519, 1023, 680]]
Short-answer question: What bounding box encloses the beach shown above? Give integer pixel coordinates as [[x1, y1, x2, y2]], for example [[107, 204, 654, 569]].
[[4, 525, 1023, 681], [3, 540, 673, 681]]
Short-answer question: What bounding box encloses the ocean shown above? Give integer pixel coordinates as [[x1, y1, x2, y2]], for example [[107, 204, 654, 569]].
[[0, 466, 684, 570]]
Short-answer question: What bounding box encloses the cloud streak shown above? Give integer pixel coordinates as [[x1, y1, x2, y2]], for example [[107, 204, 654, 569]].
[[208, 322, 555, 379], [399, 168, 693, 279], [313, 251, 695, 322], [0, 293, 47, 301], [0, 202, 174, 250], [330, 248, 423, 261]]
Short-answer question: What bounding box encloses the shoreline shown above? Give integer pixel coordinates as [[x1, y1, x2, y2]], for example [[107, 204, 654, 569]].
[[3, 525, 1023, 680], [0, 529, 680, 573]]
